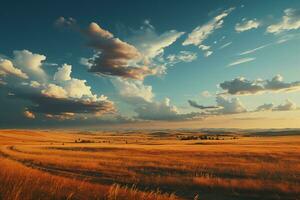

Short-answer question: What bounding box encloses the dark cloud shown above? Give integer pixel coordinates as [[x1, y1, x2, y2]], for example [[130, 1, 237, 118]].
[[188, 100, 219, 109], [3, 77, 116, 117], [17, 92, 115, 116], [256, 103, 274, 111], [256, 100, 297, 112], [273, 99, 297, 111], [220, 75, 300, 95], [84, 22, 156, 80], [0, 50, 117, 121]]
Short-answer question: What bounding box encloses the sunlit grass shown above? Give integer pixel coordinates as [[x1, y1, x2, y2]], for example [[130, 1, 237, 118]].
[[0, 129, 299, 199]]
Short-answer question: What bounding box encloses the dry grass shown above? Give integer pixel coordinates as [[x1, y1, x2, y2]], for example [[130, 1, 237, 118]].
[[0, 129, 299, 200], [0, 157, 178, 200]]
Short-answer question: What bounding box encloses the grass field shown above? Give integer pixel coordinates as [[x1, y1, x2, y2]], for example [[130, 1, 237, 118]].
[[0, 129, 299, 200]]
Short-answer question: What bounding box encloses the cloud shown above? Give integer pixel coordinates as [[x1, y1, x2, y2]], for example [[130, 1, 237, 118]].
[[238, 35, 297, 56], [256, 103, 274, 111], [220, 77, 263, 95], [112, 77, 201, 121], [134, 98, 201, 121], [42, 83, 68, 98], [267, 8, 300, 34], [239, 44, 270, 55], [63, 79, 94, 99], [0, 59, 28, 79], [220, 75, 300, 95], [204, 51, 213, 57], [30, 81, 41, 88], [44, 112, 75, 121], [0, 49, 116, 120], [166, 51, 197, 65], [23, 110, 36, 119], [188, 100, 219, 109], [228, 57, 256, 67], [219, 42, 232, 49], [134, 98, 179, 120], [201, 90, 212, 98], [83, 22, 155, 80], [12, 50, 47, 82], [54, 17, 77, 28], [16, 91, 115, 116], [183, 7, 234, 47], [111, 78, 154, 102], [235, 19, 260, 32], [215, 95, 247, 114], [198, 45, 213, 57], [255, 100, 299, 112], [69, 19, 185, 79], [273, 99, 297, 111], [198, 44, 210, 51], [129, 21, 185, 61], [54, 64, 72, 81]]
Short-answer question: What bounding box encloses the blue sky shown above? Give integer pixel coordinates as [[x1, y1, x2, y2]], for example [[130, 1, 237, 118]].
[[1, 0, 300, 128]]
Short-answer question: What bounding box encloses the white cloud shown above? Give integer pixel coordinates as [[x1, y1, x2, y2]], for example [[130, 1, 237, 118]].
[[216, 95, 247, 114], [267, 9, 300, 34], [52, 64, 101, 100], [112, 78, 154, 102], [228, 57, 256, 67], [239, 44, 270, 55], [42, 83, 68, 98], [166, 51, 197, 65], [182, 7, 236, 56], [54, 64, 72, 81], [12, 50, 47, 82], [1, 50, 115, 119], [198, 45, 210, 51], [219, 42, 232, 49], [112, 76, 201, 121], [204, 51, 213, 57], [63, 78, 94, 99], [183, 7, 235, 47], [235, 19, 260, 32], [129, 21, 185, 61], [134, 98, 201, 121], [125, 21, 186, 75], [198, 44, 213, 57], [134, 98, 178, 120], [0, 59, 28, 79]]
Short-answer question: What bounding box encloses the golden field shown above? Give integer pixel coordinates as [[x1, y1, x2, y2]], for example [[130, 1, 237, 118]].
[[0, 129, 299, 200]]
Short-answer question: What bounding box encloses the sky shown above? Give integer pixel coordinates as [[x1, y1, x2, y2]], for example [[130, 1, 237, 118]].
[[1, 0, 300, 129]]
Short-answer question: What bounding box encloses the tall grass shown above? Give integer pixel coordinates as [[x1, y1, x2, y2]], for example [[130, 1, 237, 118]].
[[0, 157, 179, 200], [0, 129, 300, 199]]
